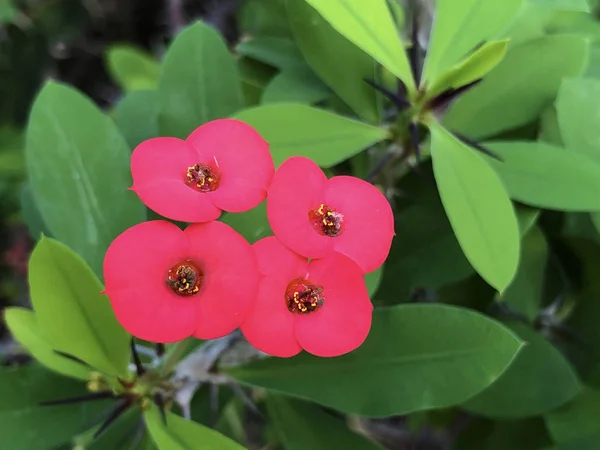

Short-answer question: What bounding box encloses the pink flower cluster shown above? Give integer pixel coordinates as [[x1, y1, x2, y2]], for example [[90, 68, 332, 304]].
[[103, 119, 394, 357]]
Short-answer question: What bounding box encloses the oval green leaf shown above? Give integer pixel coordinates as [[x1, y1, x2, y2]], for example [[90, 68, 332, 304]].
[[144, 404, 245, 450], [226, 304, 523, 417], [236, 37, 304, 70], [556, 77, 600, 164], [261, 66, 331, 105], [365, 264, 383, 298], [426, 40, 509, 100], [220, 201, 271, 244], [483, 141, 600, 212], [463, 322, 580, 418], [26, 81, 146, 276], [287, 0, 380, 123], [0, 364, 113, 450], [375, 166, 473, 302], [233, 103, 388, 167], [4, 307, 91, 381], [29, 237, 130, 378], [455, 417, 554, 450], [546, 388, 600, 447], [20, 183, 50, 240], [106, 44, 160, 91], [303, 0, 415, 91], [158, 21, 244, 138], [423, 0, 523, 83], [500, 225, 548, 321], [445, 35, 589, 140], [113, 90, 159, 149], [267, 394, 384, 449], [429, 123, 520, 292]]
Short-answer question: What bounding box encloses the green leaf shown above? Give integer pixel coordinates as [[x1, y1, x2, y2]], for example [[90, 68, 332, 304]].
[[463, 322, 580, 418], [546, 388, 600, 447], [236, 37, 304, 70], [530, 0, 589, 11], [500, 225, 548, 321], [233, 103, 388, 167], [86, 408, 147, 450], [365, 264, 383, 298], [455, 417, 553, 450], [584, 45, 600, 78], [81, 407, 147, 450], [213, 398, 247, 445], [113, 90, 159, 149], [591, 211, 600, 236], [375, 165, 474, 303], [303, 0, 415, 91], [144, 404, 245, 450], [4, 307, 91, 381], [445, 35, 589, 140], [227, 304, 523, 417], [26, 81, 145, 276], [427, 40, 509, 99], [29, 237, 130, 378], [558, 239, 600, 371], [544, 10, 600, 41], [429, 123, 520, 292], [238, 57, 277, 107], [516, 205, 541, 236], [0, 149, 24, 178], [556, 78, 600, 164], [557, 434, 600, 450], [20, 183, 50, 240], [539, 105, 564, 147], [158, 21, 244, 138], [106, 45, 160, 91], [562, 215, 600, 244], [482, 141, 600, 211], [261, 66, 331, 105], [0, 364, 112, 450], [422, 0, 523, 82], [220, 201, 271, 244], [0, 0, 16, 24], [287, 0, 380, 123], [267, 394, 383, 449], [502, 2, 590, 48], [239, 0, 293, 38]]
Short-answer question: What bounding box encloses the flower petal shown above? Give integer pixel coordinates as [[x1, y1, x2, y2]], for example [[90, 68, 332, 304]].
[[103, 220, 188, 292], [135, 179, 222, 223], [131, 137, 221, 222], [186, 119, 274, 213], [240, 277, 302, 358], [253, 237, 308, 280], [325, 176, 394, 273], [102, 220, 196, 343], [185, 221, 260, 339], [104, 287, 197, 343], [267, 156, 333, 258], [295, 253, 373, 357]]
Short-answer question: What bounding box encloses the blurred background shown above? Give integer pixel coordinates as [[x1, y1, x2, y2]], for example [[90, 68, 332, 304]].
[[4, 1, 600, 449], [0, 0, 246, 357]]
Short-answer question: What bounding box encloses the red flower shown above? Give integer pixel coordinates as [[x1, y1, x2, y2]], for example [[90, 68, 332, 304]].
[[241, 237, 373, 357], [130, 119, 274, 223], [267, 157, 394, 273], [103, 220, 258, 343]]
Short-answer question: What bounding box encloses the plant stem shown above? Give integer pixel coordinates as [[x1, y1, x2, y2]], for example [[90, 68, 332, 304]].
[[160, 338, 192, 376]]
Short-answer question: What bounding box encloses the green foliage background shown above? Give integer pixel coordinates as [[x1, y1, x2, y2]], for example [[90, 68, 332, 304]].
[[3, 0, 600, 449]]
